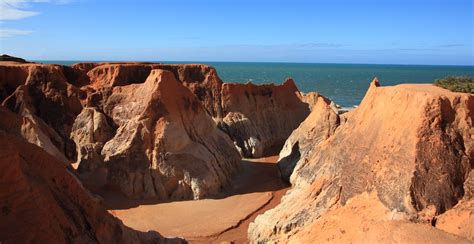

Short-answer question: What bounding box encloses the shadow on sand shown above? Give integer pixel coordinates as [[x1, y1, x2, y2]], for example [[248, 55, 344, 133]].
[[88, 157, 288, 210]]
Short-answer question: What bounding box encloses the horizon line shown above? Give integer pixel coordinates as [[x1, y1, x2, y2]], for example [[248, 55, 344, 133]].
[[33, 59, 474, 67]]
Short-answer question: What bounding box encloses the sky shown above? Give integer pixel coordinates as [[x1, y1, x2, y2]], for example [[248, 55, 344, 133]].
[[0, 0, 472, 65]]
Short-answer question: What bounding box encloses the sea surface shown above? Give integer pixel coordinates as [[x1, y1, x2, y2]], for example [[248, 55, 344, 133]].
[[40, 61, 473, 107]]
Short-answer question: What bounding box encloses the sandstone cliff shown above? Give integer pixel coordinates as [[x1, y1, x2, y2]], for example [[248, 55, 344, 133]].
[[1, 62, 85, 161], [95, 69, 241, 199], [72, 62, 310, 158], [0, 61, 242, 201], [0, 109, 184, 244], [219, 79, 310, 157], [249, 79, 474, 242], [0, 58, 310, 202], [277, 94, 340, 182]]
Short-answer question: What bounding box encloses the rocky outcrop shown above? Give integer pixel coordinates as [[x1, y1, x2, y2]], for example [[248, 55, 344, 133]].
[[153, 64, 225, 119], [0, 61, 243, 201], [1, 63, 85, 161], [71, 62, 312, 159], [249, 80, 474, 242], [0, 54, 27, 63], [0, 106, 68, 163], [277, 94, 340, 182], [436, 171, 474, 241], [0, 115, 184, 243], [82, 63, 161, 88], [70, 107, 113, 173], [219, 79, 311, 157], [71, 63, 225, 118], [287, 192, 471, 243], [78, 69, 241, 199], [0, 60, 312, 202]]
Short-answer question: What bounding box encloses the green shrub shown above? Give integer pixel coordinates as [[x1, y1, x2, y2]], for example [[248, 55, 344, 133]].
[[434, 76, 474, 93]]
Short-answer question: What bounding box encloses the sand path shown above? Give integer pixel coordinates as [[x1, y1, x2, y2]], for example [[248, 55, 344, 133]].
[[102, 156, 288, 243]]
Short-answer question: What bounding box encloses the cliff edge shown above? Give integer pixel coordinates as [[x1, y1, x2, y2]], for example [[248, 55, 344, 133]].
[[249, 80, 474, 242]]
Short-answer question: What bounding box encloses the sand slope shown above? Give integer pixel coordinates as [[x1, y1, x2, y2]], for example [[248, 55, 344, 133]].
[[99, 156, 288, 242]]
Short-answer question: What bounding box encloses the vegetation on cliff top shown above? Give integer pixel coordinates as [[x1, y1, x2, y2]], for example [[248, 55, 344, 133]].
[[434, 76, 474, 93]]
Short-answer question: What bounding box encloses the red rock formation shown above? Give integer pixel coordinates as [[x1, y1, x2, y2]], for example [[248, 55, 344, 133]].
[[277, 94, 340, 182], [71, 63, 224, 118], [436, 171, 474, 241], [0, 106, 68, 163], [73, 69, 241, 199], [0, 61, 243, 201], [249, 80, 474, 242], [153, 64, 225, 119], [85, 63, 161, 88], [0, 111, 184, 243], [1, 62, 85, 161], [70, 62, 311, 159], [219, 79, 310, 157]]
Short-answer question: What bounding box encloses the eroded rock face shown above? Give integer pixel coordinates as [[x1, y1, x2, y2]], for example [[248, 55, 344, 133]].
[[70, 107, 113, 173], [219, 79, 311, 158], [249, 80, 474, 242], [95, 69, 241, 199], [0, 61, 243, 201], [0, 122, 184, 244], [72, 62, 312, 159], [1, 60, 313, 202], [436, 171, 474, 241], [72, 63, 225, 118], [277, 94, 340, 182], [0, 106, 68, 163], [86, 63, 161, 88], [1, 63, 85, 161], [154, 64, 225, 119]]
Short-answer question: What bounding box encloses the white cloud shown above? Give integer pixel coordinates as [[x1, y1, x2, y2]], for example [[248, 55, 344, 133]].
[[0, 28, 33, 38], [0, 0, 40, 21], [0, 0, 69, 21], [0, 7, 38, 20], [0, 0, 72, 38]]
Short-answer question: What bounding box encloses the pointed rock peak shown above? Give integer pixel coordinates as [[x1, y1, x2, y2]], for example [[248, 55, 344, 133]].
[[283, 78, 296, 85], [282, 78, 299, 91], [371, 77, 380, 87]]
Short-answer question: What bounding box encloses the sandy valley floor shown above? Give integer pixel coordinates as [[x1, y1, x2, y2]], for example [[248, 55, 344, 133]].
[[92, 156, 288, 243]]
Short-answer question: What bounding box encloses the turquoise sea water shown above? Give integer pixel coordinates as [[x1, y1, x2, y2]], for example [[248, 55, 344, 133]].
[[40, 61, 473, 107]]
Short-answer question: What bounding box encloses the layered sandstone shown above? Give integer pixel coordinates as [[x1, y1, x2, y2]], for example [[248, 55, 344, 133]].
[[71, 63, 224, 118], [0, 113, 184, 243], [72, 62, 312, 159], [73, 62, 312, 158], [96, 69, 241, 199], [1, 62, 85, 161], [219, 79, 310, 157], [277, 94, 340, 181], [76, 63, 161, 88], [0, 59, 311, 198], [436, 171, 474, 241], [0, 106, 68, 163], [249, 80, 473, 242], [0, 61, 244, 201]]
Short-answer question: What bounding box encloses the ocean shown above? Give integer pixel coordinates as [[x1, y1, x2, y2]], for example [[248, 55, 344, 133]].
[[40, 61, 473, 107]]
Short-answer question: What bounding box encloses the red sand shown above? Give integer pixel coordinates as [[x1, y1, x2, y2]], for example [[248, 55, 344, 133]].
[[100, 156, 288, 243]]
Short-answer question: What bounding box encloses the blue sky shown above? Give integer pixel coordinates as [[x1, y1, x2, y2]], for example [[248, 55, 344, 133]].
[[0, 0, 472, 65]]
